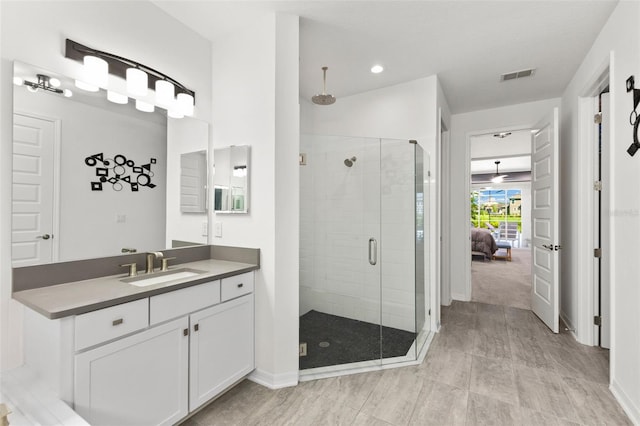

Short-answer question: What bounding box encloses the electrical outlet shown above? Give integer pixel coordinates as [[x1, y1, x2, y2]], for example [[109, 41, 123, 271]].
[[201, 221, 208, 236], [299, 343, 307, 357], [214, 222, 222, 238], [116, 214, 126, 223]]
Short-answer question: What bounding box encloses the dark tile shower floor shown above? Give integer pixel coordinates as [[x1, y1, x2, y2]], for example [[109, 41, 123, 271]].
[[299, 310, 416, 370]]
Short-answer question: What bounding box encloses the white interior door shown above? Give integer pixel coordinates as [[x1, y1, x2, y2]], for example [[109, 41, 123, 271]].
[[599, 93, 611, 349], [531, 108, 560, 333], [12, 113, 58, 266]]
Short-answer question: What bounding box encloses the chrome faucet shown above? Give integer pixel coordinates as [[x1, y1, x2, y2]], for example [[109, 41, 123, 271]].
[[145, 251, 164, 274]]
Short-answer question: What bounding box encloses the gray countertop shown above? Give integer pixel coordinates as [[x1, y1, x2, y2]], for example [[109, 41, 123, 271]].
[[13, 259, 259, 320]]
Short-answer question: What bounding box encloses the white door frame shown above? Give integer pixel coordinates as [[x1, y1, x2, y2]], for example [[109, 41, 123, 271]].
[[13, 111, 61, 264], [575, 59, 610, 347], [435, 111, 448, 329], [462, 125, 533, 301]]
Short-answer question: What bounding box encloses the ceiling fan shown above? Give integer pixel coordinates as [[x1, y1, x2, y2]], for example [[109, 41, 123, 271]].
[[492, 160, 508, 183]]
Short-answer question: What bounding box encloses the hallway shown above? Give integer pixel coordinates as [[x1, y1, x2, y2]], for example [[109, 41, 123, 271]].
[[183, 301, 630, 425]]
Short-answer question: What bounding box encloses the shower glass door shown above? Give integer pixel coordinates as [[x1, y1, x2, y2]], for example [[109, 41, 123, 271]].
[[299, 135, 424, 373]]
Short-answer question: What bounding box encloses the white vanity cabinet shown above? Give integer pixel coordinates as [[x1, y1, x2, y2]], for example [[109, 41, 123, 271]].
[[22, 271, 255, 426], [189, 293, 254, 411], [74, 316, 189, 426]]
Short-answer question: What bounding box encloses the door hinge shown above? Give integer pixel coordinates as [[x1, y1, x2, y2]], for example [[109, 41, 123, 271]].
[[594, 112, 602, 124], [428, 309, 431, 316], [299, 343, 307, 357], [594, 181, 602, 191], [594, 248, 602, 258], [594, 315, 602, 326]]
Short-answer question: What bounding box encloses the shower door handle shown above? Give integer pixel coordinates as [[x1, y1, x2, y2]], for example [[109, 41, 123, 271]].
[[368, 238, 377, 265]]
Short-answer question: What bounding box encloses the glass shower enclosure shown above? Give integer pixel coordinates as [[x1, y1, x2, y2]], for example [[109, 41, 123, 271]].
[[299, 134, 429, 375]]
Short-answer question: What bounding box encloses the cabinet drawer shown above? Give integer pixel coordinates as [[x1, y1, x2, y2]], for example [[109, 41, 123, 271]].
[[75, 298, 149, 351], [150, 280, 220, 326], [221, 272, 254, 302]]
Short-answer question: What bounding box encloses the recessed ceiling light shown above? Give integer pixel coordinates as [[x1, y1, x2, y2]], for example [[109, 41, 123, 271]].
[[371, 65, 384, 74]]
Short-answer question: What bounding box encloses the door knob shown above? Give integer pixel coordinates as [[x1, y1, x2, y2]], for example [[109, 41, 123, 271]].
[[37, 234, 51, 240], [542, 243, 553, 250]]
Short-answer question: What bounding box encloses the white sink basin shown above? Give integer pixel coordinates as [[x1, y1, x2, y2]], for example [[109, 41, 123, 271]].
[[123, 268, 206, 287]]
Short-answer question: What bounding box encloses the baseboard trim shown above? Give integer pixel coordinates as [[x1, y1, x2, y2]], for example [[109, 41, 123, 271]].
[[451, 292, 469, 302], [248, 368, 298, 389], [610, 378, 640, 425]]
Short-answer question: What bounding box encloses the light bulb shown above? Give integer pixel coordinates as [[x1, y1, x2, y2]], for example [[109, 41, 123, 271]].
[[63, 89, 73, 98], [177, 92, 194, 116], [13, 77, 24, 86], [167, 108, 184, 119], [107, 91, 128, 104], [135, 99, 154, 113], [127, 68, 148, 97], [75, 79, 99, 92], [49, 77, 61, 87], [155, 80, 175, 108], [84, 56, 108, 88]]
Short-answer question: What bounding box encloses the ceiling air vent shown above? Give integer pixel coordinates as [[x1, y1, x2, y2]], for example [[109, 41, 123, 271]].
[[500, 68, 536, 82]]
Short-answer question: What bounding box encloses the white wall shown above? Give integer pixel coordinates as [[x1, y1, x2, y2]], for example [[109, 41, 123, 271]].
[[559, 1, 640, 422], [0, 1, 212, 371], [166, 117, 210, 247], [210, 13, 300, 388], [448, 98, 560, 301]]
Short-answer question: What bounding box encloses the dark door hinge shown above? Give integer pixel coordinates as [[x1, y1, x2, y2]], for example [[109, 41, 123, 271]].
[[594, 316, 602, 326], [594, 113, 602, 124], [594, 248, 602, 258]]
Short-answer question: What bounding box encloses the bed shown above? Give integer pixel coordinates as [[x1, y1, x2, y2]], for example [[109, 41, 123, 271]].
[[471, 227, 498, 260]]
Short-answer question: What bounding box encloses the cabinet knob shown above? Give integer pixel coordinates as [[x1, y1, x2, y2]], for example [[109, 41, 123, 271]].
[[237, 283, 243, 288], [112, 318, 124, 326]]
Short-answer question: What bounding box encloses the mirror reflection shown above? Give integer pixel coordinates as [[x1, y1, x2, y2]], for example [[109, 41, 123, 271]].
[[213, 145, 250, 213], [11, 61, 209, 267], [180, 150, 207, 213]]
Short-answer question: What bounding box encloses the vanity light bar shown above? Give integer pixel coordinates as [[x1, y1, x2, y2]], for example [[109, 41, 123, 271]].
[[64, 39, 195, 104]]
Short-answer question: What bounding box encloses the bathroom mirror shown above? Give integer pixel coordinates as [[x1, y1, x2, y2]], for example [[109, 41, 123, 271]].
[[180, 150, 207, 213], [213, 145, 250, 214], [11, 61, 209, 267]]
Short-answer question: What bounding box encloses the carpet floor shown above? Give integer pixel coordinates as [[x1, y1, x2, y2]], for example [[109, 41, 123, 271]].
[[471, 247, 532, 309], [299, 310, 416, 370]]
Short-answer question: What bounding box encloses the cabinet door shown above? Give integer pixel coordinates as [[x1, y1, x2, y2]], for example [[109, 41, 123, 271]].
[[75, 317, 189, 426], [189, 293, 254, 411]]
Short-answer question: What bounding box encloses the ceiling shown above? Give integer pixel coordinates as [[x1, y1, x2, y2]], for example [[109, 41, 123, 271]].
[[471, 156, 531, 174], [153, 0, 618, 114]]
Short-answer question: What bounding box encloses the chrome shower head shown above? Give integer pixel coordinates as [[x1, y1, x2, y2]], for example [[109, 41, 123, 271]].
[[344, 156, 357, 167]]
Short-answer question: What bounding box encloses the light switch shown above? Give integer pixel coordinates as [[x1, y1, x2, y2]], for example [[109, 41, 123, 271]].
[[214, 222, 222, 238], [202, 221, 208, 237], [116, 214, 126, 223]]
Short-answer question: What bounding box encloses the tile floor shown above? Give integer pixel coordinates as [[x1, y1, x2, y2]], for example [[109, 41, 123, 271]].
[[182, 301, 631, 426]]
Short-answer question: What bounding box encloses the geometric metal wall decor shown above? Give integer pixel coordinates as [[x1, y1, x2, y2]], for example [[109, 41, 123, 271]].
[[85, 153, 157, 192]]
